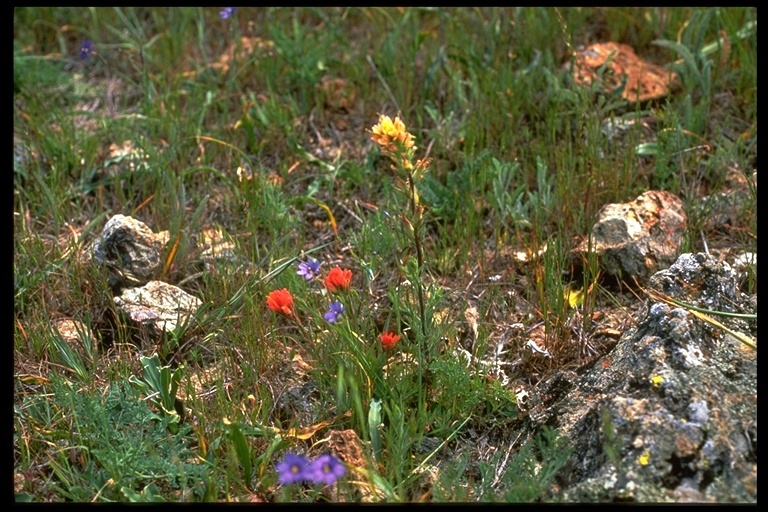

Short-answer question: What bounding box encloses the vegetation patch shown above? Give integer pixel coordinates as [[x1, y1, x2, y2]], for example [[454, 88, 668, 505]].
[[14, 7, 756, 502]]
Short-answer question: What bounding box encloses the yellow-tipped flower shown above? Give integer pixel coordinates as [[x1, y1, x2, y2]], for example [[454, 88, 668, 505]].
[[371, 114, 415, 154]]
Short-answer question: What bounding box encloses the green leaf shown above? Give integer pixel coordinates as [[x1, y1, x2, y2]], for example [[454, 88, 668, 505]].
[[368, 398, 383, 461], [129, 354, 183, 433], [652, 38, 709, 94], [635, 142, 658, 156], [122, 483, 166, 502], [48, 328, 90, 383], [15, 493, 33, 503], [652, 39, 697, 69], [228, 421, 253, 487]]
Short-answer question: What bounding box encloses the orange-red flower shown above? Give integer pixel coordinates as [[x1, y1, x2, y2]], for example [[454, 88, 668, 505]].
[[266, 288, 294, 316], [379, 331, 401, 350], [371, 115, 415, 154], [324, 266, 352, 293]]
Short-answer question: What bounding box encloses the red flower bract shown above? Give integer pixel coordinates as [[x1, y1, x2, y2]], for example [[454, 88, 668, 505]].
[[324, 266, 352, 293], [266, 288, 294, 317], [379, 332, 401, 350]]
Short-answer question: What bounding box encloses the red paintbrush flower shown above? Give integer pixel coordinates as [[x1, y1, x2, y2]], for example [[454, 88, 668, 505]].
[[266, 288, 294, 317], [324, 266, 352, 293], [379, 331, 401, 350]]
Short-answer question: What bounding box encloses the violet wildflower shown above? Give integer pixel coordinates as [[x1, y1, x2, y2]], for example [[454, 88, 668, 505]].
[[323, 301, 345, 324], [219, 7, 237, 19], [306, 454, 346, 486], [297, 257, 322, 280], [80, 40, 94, 60], [275, 453, 310, 485]]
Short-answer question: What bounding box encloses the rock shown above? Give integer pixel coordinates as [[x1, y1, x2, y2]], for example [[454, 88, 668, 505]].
[[648, 253, 739, 311], [274, 380, 321, 428], [104, 141, 151, 177], [91, 214, 170, 290], [113, 280, 202, 337], [193, 224, 254, 274], [569, 42, 681, 103], [516, 253, 755, 502], [600, 115, 657, 143], [697, 167, 756, 232], [319, 429, 381, 502], [732, 252, 756, 275], [573, 190, 687, 282]]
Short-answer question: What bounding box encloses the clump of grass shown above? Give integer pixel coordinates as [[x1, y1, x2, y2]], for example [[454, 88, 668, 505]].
[[16, 375, 210, 502]]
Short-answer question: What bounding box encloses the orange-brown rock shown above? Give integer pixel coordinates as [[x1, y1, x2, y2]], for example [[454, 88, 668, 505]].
[[573, 190, 687, 282], [570, 42, 680, 103]]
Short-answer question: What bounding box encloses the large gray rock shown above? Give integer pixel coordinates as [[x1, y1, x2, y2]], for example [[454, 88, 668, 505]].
[[91, 214, 170, 289], [517, 253, 756, 502]]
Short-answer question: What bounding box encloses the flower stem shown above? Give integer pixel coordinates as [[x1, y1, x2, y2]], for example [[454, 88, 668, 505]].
[[407, 173, 428, 340]]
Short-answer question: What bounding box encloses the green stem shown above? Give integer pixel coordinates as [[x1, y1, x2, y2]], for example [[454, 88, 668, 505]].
[[407, 174, 428, 340], [405, 169, 428, 427]]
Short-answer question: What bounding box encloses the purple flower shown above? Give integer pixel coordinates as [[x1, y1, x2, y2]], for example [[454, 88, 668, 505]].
[[323, 301, 345, 324], [80, 40, 94, 60], [306, 454, 346, 486], [275, 453, 310, 485], [297, 258, 322, 280], [219, 7, 237, 19]]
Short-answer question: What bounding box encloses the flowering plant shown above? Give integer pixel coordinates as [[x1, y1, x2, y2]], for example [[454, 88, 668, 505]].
[[275, 453, 310, 485], [266, 288, 295, 317], [323, 301, 345, 324], [370, 115, 415, 155], [275, 453, 345, 486], [370, 115, 431, 339], [297, 257, 322, 280], [219, 7, 237, 19], [324, 265, 352, 293], [80, 40, 94, 60], [305, 454, 347, 485], [379, 331, 401, 350]]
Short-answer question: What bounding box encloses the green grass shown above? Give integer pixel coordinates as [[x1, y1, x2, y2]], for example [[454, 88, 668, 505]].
[[14, 7, 756, 502]]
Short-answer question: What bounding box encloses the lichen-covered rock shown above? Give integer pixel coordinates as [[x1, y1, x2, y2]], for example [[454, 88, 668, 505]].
[[91, 214, 170, 289], [113, 280, 201, 336], [696, 167, 756, 233], [648, 253, 738, 309], [514, 253, 755, 503], [573, 190, 687, 282]]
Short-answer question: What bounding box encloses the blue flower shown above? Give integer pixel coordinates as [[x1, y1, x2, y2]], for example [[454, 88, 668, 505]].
[[323, 301, 345, 324], [220, 7, 237, 19], [275, 453, 310, 485], [80, 40, 94, 60], [306, 454, 346, 486], [297, 257, 322, 280]]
